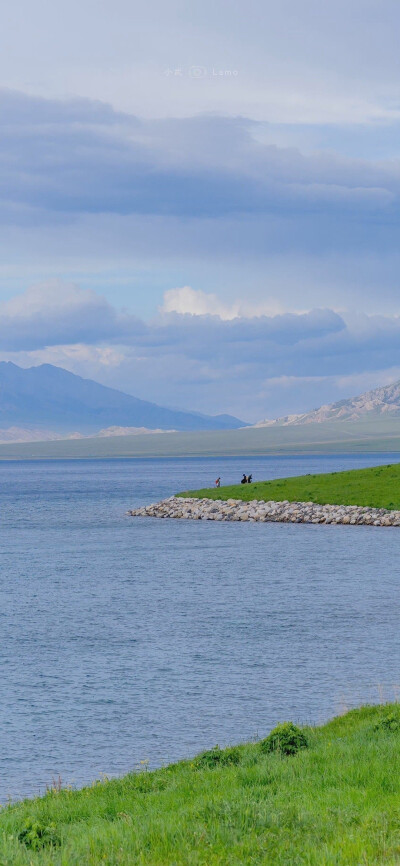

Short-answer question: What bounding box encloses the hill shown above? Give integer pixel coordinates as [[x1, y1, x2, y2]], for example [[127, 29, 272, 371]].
[[0, 362, 245, 435], [1, 705, 400, 864], [256, 378, 400, 426]]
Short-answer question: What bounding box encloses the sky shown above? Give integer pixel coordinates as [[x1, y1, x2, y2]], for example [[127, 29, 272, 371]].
[[0, 0, 400, 422]]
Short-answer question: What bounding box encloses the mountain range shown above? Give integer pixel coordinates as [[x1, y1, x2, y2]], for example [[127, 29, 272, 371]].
[[255, 379, 400, 426], [0, 362, 245, 439], [3, 363, 400, 446]]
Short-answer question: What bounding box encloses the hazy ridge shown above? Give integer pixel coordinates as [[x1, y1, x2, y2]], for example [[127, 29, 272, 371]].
[[255, 379, 400, 426], [0, 362, 245, 436]]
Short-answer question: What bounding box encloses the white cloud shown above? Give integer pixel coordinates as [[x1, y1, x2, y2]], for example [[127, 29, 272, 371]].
[[3, 278, 400, 420], [2, 344, 126, 373], [161, 287, 285, 320], [1, 0, 400, 126], [2, 280, 107, 318], [1, 92, 400, 227], [335, 368, 400, 393], [1, 90, 400, 323], [0, 279, 143, 350]]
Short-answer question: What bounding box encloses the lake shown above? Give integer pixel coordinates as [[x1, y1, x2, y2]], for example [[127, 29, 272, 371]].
[[1, 453, 399, 801]]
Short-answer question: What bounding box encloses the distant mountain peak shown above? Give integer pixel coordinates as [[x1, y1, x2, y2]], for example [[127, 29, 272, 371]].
[[255, 379, 400, 427], [0, 362, 247, 435]]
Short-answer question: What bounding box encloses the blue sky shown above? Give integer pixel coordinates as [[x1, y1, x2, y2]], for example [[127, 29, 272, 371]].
[[0, 0, 400, 421]]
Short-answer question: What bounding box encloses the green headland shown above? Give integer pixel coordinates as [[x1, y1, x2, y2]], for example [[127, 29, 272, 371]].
[[1, 705, 400, 865], [178, 462, 400, 510]]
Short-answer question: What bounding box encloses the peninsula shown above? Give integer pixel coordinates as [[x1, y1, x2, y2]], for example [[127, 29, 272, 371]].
[[130, 463, 400, 526], [179, 462, 400, 510]]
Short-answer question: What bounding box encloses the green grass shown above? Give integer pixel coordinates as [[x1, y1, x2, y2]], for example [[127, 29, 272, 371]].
[[178, 462, 400, 510], [1, 705, 400, 864]]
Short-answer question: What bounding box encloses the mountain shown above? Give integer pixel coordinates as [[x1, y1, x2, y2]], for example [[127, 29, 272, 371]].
[[0, 363, 246, 435], [255, 379, 400, 427]]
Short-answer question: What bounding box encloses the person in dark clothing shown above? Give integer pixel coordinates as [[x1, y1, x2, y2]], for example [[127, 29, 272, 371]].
[[215, 477, 221, 487]]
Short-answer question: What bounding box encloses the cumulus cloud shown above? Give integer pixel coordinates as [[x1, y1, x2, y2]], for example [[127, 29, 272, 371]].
[[0, 280, 143, 350], [161, 287, 285, 319], [3, 280, 400, 419], [162, 287, 240, 319], [2, 89, 400, 321], [0, 280, 343, 353]]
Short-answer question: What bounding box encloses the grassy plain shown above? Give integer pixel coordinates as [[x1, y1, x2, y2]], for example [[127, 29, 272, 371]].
[[2, 418, 400, 459], [0, 705, 400, 864], [179, 462, 400, 510]]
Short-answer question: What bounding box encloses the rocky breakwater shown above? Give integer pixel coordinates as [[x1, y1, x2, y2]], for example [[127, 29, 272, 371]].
[[129, 497, 400, 526]]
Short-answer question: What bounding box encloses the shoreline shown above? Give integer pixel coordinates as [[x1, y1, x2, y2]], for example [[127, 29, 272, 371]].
[[2, 704, 400, 863], [129, 495, 400, 526]]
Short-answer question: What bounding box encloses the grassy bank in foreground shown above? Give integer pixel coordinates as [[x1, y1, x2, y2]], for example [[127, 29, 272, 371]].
[[1, 706, 400, 865], [179, 462, 400, 510]]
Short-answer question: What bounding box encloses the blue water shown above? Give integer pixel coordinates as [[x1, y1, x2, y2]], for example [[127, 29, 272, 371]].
[[1, 453, 400, 801]]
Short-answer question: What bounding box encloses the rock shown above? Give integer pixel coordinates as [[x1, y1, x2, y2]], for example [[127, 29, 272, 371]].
[[129, 496, 400, 528]]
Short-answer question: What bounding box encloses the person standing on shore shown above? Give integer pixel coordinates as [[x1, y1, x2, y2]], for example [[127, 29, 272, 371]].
[[215, 477, 221, 487]]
